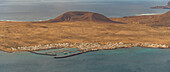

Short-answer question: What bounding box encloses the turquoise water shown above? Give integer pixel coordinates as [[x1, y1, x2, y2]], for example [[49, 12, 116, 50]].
[[1, 47, 170, 72]]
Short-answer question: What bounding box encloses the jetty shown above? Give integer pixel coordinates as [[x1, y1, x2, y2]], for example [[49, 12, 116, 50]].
[[28, 51, 57, 56], [54, 50, 98, 59]]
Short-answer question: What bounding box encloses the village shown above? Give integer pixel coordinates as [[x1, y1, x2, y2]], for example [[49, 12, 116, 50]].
[[10, 42, 169, 52]]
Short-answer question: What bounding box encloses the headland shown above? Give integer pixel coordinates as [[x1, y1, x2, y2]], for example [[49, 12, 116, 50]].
[[151, 1, 170, 9]]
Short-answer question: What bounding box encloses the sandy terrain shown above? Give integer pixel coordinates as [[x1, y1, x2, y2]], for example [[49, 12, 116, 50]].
[[0, 11, 170, 52]]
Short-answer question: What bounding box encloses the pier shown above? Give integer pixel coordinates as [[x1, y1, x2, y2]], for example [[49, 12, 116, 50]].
[[54, 50, 98, 59], [28, 51, 57, 56]]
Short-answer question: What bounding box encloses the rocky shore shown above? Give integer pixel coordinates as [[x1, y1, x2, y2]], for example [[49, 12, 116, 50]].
[[10, 42, 169, 52]]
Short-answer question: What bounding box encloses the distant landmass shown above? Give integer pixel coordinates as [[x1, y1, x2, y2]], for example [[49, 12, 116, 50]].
[[42, 11, 115, 23], [151, 1, 170, 9]]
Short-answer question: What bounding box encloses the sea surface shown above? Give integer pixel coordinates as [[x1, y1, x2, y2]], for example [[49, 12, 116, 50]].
[[0, 1, 169, 21], [1, 1, 170, 72], [1, 47, 170, 72]]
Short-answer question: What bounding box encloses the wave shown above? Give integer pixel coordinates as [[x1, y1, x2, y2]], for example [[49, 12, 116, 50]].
[[0, 19, 47, 22], [0, 20, 27, 21], [135, 13, 162, 16]]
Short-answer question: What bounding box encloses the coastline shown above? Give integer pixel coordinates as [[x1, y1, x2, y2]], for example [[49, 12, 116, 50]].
[[135, 13, 161, 16], [0, 11, 170, 53], [2, 42, 168, 53], [0, 12, 166, 22], [0, 42, 168, 59]]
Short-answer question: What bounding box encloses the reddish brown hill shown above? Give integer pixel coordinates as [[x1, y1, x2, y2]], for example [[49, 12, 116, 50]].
[[146, 11, 170, 26], [42, 11, 115, 23], [110, 11, 170, 27], [155, 11, 170, 24]]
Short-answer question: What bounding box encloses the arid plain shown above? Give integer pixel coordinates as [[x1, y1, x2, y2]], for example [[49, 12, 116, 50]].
[[0, 11, 170, 52]]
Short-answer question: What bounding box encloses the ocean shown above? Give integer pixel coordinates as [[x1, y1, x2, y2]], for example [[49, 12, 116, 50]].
[[1, 1, 170, 72], [0, 1, 169, 21], [1, 47, 170, 72]]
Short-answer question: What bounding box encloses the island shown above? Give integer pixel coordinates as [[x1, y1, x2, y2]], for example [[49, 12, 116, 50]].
[[0, 11, 170, 54], [151, 1, 170, 9]]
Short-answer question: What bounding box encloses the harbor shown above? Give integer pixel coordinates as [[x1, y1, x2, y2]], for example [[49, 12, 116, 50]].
[[8, 42, 169, 58]]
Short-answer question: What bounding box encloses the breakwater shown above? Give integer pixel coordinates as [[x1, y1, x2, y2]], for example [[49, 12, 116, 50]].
[[54, 50, 97, 59], [28, 51, 57, 56], [28, 49, 98, 59]]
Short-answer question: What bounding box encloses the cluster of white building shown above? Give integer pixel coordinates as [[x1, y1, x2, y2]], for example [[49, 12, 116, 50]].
[[10, 42, 169, 51], [140, 43, 169, 48]]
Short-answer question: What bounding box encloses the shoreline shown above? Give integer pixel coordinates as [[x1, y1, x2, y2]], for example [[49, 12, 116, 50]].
[[0, 42, 168, 59], [135, 13, 161, 16], [1, 42, 168, 53], [1, 11, 169, 53], [0, 12, 165, 22]]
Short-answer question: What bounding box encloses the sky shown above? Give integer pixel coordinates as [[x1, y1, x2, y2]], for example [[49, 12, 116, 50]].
[[0, 0, 168, 21], [0, 0, 168, 2], [0, 0, 168, 3]]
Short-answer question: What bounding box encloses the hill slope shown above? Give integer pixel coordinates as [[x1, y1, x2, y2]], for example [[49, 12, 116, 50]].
[[42, 11, 115, 23], [110, 11, 170, 27]]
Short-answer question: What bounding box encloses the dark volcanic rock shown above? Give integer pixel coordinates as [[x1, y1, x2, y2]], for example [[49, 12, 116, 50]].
[[151, 1, 170, 9], [44, 11, 115, 23]]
